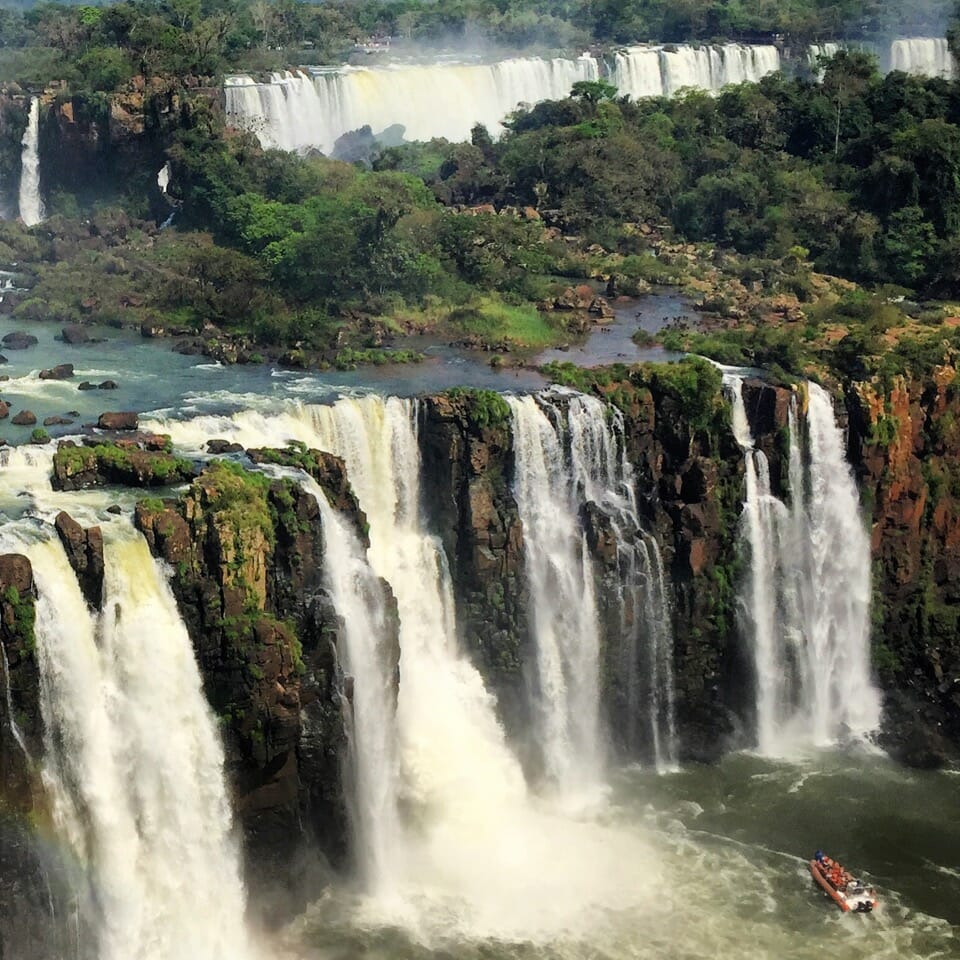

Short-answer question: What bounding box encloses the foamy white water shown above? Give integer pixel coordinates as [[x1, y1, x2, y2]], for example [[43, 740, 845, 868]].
[[6, 526, 254, 960], [890, 37, 955, 78], [509, 392, 676, 778], [149, 398, 662, 939], [19, 97, 44, 227], [304, 478, 401, 891], [508, 394, 606, 798], [726, 377, 881, 754]]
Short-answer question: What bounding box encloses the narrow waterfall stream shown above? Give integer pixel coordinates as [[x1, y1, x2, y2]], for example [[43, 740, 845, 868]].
[[507, 394, 607, 798], [18, 97, 44, 227], [5, 527, 253, 960], [302, 477, 401, 892], [727, 376, 881, 753]]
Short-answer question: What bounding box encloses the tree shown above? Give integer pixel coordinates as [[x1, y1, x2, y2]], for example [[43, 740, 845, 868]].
[[820, 50, 878, 156]]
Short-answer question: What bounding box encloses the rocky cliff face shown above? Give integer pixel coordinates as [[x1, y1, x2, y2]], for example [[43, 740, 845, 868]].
[[847, 370, 960, 766], [134, 450, 398, 916], [419, 392, 532, 748], [0, 81, 218, 218]]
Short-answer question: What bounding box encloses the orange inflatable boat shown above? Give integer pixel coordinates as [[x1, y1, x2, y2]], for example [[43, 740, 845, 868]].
[[809, 852, 879, 913]]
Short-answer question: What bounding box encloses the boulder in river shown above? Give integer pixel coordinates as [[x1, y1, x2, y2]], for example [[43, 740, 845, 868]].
[[1, 331, 37, 350], [98, 380, 118, 390], [39, 364, 75, 381], [61, 325, 90, 345], [11, 410, 36, 426], [0, 402, 9, 420], [97, 411, 138, 431], [43, 416, 74, 427], [77, 381, 97, 391]]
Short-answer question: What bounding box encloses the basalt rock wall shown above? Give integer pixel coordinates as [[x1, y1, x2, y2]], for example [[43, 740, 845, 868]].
[[847, 369, 960, 766]]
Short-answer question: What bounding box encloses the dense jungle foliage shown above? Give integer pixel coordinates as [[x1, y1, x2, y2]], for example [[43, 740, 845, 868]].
[[3, 2, 960, 373], [0, 0, 955, 88]]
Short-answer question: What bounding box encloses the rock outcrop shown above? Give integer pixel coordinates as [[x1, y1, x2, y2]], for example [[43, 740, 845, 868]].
[[52, 439, 197, 490], [419, 390, 530, 742], [134, 453, 397, 917], [847, 371, 960, 766], [54, 511, 104, 609]]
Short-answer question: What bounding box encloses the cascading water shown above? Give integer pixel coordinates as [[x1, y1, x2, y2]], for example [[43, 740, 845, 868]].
[[8, 525, 255, 960], [889, 37, 955, 78], [509, 392, 676, 780], [302, 477, 401, 891], [1, 639, 30, 762], [508, 393, 606, 796], [226, 55, 600, 154], [19, 97, 44, 228], [149, 398, 661, 940], [727, 376, 881, 753]]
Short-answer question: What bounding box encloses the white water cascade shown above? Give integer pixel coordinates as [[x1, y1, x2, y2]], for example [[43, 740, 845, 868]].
[[9, 527, 254, 960], [149, 398, 659, 940], [890, 37, 956, 78], [808, 37, 956, 78], [509, 392, 676, 780], [18, 97, 44, 228], [304, 478, 401, 891], [727, 377, 881, 754], [612, 43, 780, 99], [226, 55, 600, 154]]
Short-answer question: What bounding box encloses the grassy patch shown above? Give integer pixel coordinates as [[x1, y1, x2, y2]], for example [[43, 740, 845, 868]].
[[446, 296, 568, 350]]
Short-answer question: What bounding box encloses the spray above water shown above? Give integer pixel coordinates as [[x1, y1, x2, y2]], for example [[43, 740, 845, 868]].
[[727, 377, 881, 754]]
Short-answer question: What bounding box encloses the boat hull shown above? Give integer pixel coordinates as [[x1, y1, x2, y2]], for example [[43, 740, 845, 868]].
[[809, 860, 878, 913]]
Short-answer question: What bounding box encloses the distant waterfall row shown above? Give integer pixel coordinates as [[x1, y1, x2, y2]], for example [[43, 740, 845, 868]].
[[225, 55, 600, 153], [226, 37, 953, 153], [810, 36, 955, 79], [726, 376, 881, 754], [611, 43, 780, 99]]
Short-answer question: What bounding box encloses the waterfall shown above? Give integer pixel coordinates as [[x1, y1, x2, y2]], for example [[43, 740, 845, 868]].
[[14, 528, 254, 960], [19, 97, 44, 228], [508, 394, 606, 795], [509, 391, 676, 782], [302, 477, 401, 891], [889, 37, 955, 78], [305, 399, 528, 819], [157, 162, 172, 195], [226, 55, 600, 154], [1, 639, 31, 762], [727, 377, 881, 753], [147, 397, 659, 938], [611, 43, 780, 99]]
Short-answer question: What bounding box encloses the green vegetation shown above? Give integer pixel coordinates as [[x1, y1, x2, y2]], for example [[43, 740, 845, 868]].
[[333, 347, 424, 370], [54, 441, 196, 486], [4, 3, 960, 372], [29, 427, 49, 443], [201, 459, 274, 548], [0, 0, 953, 93], [445, 387, 512, 428], [3, 585, 36, 653], [541, 356, 725, 429]]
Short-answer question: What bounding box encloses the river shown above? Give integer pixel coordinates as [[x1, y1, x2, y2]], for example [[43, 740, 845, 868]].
[[280, 752, 959, 960]]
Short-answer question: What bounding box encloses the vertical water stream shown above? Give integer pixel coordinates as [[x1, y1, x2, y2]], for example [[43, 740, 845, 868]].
[[727, 376, 881, 752]]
